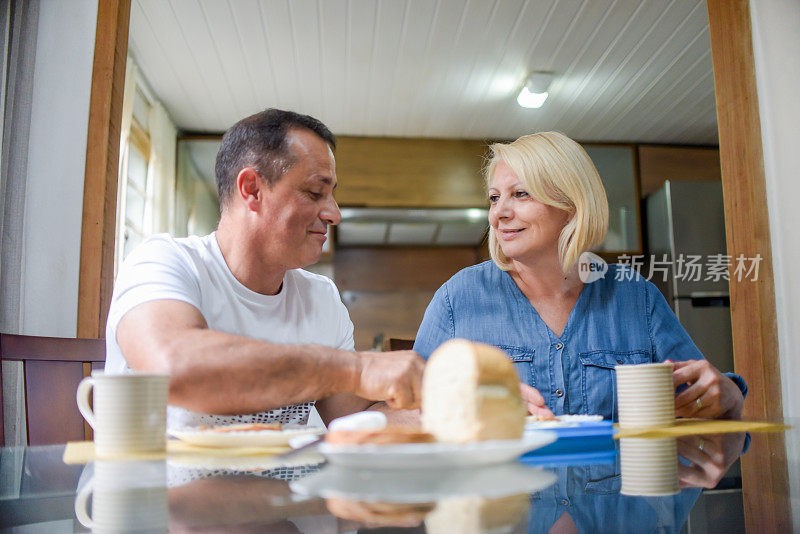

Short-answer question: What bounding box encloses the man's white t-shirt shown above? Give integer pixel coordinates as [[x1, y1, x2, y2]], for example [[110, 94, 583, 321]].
[[105, 232, 354, 429]]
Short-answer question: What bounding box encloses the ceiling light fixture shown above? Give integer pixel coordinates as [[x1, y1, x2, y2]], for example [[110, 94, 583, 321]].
[[517, 72, 554, 108]]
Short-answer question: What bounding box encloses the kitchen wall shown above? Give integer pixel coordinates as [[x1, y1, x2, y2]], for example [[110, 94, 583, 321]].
[[637, 145, 721, 198], [330, 246, 488, 351], [175, 141, 220, 237], [335, 136, 489, 208]]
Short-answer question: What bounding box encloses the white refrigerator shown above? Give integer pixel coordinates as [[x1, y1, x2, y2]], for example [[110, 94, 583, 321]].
[[646, 180, 734, 374]]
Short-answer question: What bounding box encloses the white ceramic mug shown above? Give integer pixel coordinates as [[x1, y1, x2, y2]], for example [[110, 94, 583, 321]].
[[75, 459, 168, 532], [76, 372, 169, 457], [614, 362, 675, 429]]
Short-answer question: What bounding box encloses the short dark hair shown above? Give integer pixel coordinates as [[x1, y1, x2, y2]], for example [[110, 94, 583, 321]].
[[214, 108, 336, 206]]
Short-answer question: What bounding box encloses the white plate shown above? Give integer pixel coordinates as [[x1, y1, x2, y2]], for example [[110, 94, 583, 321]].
[[316, 432, 556, 469], [290, 463, 557, 503], [556, 414, 604, 422], [524, 414, 605, 429], [169, 425, 325, 448]]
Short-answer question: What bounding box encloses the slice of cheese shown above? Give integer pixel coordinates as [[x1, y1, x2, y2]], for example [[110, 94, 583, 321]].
[[421, 339, 526, 442]]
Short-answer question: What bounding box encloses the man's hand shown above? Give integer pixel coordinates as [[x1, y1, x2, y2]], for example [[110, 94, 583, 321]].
[[519, 383, 554, 419], [355, 351, 425, 410], [670, 359, 744, 419]]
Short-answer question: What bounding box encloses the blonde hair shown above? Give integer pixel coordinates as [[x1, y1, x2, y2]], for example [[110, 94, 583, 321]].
[[485, 131, 609, 272]]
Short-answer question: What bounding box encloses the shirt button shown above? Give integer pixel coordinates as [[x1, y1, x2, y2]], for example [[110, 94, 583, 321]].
[[561, 499, 570, 506], [555, 342, 563, 350], [556, 389, 564, 398]]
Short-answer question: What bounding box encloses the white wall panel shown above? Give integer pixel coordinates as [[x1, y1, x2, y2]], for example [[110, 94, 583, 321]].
[[582, 1, 709, 140], [174, 1, 243, 122], [131, 0, 218, 129], [318, 0, 349, 131], [130, 0, 720, 145], [230, 0, 282, 112], [21, 0, 97, 336], [201, 0, 262, 116]]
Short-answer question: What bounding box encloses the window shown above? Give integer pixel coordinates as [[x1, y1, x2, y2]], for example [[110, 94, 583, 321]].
[[114, 68, 178, 274], [115, 87, 152, 271]]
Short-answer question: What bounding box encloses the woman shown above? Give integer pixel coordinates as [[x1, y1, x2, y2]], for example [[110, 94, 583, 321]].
[[414, 132, 745, 421]]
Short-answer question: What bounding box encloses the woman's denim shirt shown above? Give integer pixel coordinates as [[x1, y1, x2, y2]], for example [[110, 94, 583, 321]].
[[414, 261, 747, 420]]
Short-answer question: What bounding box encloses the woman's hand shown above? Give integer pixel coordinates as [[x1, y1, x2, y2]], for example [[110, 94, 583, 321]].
[[677, 432, 747, 488], [670, 359, 744, 419], [519, 383, 555, 419]]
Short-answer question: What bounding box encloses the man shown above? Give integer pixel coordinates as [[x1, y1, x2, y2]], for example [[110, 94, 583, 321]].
[[106, 108, 424, 429]]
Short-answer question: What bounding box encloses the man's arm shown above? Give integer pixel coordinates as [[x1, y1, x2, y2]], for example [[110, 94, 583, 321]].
[[117, 299, 424, 414]]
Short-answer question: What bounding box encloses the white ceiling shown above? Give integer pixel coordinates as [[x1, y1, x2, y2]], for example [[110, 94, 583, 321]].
[[129, 0, 718, 145]]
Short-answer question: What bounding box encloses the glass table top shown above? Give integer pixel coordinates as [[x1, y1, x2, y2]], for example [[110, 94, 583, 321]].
[[0, 423, 794, 533]]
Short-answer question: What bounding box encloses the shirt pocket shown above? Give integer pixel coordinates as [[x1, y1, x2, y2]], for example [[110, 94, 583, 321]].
[[584, 463, 622, 495], [578, 350, 651, 420], [501, 347, 535, 389]]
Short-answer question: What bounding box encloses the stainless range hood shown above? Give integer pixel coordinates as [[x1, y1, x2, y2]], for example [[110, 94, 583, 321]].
[[336, 208, 489, 246]]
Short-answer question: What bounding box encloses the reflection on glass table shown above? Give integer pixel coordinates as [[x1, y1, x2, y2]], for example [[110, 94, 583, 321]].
[[0, 428, 779, 533]]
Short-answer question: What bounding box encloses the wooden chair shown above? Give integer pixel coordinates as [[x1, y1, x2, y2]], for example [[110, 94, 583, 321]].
[[0, 333, 105, 446], [385, 338, 415, 351]]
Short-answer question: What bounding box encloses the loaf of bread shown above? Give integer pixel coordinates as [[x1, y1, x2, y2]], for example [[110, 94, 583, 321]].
[[421, 339, 526, 442], [425, 494, 530, 534]]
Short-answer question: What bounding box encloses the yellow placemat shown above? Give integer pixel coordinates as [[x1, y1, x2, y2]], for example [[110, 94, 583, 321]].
[[63, 440, 290, 465], [614, 419, 789, 439]]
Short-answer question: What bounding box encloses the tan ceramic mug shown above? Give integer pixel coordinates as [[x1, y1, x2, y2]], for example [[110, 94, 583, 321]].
[[619, 437, 680, 496], [614, 362, 675, 429], [76, 372, 169, 457]]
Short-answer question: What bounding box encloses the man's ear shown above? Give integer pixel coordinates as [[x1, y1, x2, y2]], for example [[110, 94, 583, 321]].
[[236, 167, 262, 212]]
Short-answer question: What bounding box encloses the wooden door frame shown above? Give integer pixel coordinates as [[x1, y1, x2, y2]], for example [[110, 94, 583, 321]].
[[77, 0, 131, 339], [706, 1, 790, 531], [77, 1, 789, 528]]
